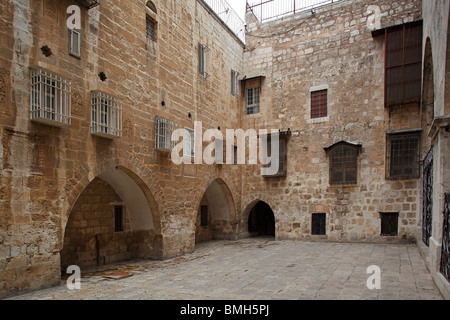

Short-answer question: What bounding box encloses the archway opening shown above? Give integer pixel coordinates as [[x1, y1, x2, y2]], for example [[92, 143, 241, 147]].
[[195, 179, 235, 244], [61, 168, 160, 272], [248, 201, 275, 237]]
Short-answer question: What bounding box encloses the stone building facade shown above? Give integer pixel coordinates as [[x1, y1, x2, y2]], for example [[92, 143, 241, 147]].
[[0, 0, 449, 299]]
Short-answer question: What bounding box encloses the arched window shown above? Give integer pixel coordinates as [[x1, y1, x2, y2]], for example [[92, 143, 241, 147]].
[[325, 142, 361, 185], [146, 1, 157, 14]]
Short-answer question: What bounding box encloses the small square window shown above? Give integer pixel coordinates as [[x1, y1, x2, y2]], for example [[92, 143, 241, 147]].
[[311, 89, 328, 119], [312, 213, 326, 235], [380, 212, 399, 236]]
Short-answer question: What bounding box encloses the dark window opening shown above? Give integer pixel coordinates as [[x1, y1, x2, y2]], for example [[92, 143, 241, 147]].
[[327, 143, 360, 185], [262, 134, 288, 177], [387, 132, 420, 179], [200, 205, 208, 226], [380, 212, 399, 236], [312, 213, 326, 235], [385, 21, 423, 106], [146, 15, 157, 42], [114, 206, 124, 232], [311, 89, 328, 119]]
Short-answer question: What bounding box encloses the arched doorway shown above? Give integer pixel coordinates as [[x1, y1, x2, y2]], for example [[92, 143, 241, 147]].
[[248, 201, 275, 237], [61, 167, 161, 271], [195, 179, 236, 244]]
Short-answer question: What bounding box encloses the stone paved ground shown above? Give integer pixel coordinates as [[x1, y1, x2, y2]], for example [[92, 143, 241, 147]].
[[7, 238, 443, 300]]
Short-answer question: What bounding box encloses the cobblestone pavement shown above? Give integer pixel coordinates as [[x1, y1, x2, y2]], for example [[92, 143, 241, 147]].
[[8, 238, 443, 300]]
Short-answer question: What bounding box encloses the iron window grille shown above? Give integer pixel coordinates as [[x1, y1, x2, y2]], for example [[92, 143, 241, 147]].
[[422, 147, 433, 246], [69, 29, 81, 58], [30, 67, 71, 126], [146, 15, 157, 42], [246, 87, 260, 115], [312, 213, 326, 235], [91, 91, 122, 138], [440, 194, 450, 283], [325, 142, 361, 185], [155, 116, 175, 151], [385, 21, 423, 106], [386, 132, 420, 179], [311, 89, 328, 119], [380, 212, 399, 236]]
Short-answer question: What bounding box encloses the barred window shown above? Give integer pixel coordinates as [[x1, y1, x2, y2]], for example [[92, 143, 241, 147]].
[[146, 15, 157, 42], [386, 132, 420, 179], [155, 116, 175, 151], [311, 89, 328, 119], [385, 21, 423, 106], [91, 91, 122, 138], [30, 67, 71, 126], [246, 87, 260, 115], [380, 212, 399, 236], [326, 142, 361, 185], [262, 134, 288, 177]]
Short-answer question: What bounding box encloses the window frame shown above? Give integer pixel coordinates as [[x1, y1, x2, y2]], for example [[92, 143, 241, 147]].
[[146, 14, 157, 43], [91, 91, 122, 138], [325, 142, 361, 185], [311, 89, 328, 119], [155, 116, 176, 151], [184, 127, 195, 158], [198, 43, 207, 78], [246, 86, 260, 115], [386, 131, 420, 180], [69, 29, 81, 58], [312, 213, 327, 236], [262, 133, 288, 178], [380, 212, 399, 236], [384, 21, 423, 107]]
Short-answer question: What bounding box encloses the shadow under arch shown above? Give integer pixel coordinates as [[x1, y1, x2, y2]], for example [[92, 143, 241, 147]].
[[195, 178, 237, 244], [241, 199, 276, 238], [60, 165, 163, 272]]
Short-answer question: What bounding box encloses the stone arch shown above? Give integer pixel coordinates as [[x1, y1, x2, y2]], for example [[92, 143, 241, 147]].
[[241, 197, 277, 238], [194, 177, 237, 244], [59, 157, 164, 271], [146, 1, 157, 14]]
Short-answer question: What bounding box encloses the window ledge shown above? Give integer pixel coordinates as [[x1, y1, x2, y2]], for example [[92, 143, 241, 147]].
[[307, 116, 329, 124]]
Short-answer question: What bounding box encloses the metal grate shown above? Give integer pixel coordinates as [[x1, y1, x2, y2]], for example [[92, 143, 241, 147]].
[[246, 87, 260, 115], [329, 144, 358, 184], [380, 212, 399, 236], [422, 147, 433, 246], [203, 0, 245, 42], [155, 116, 175, 151], [312, 213, 326, 235], [246, 0, 338, 23], [91, 91, 122, 138], [30, 68, 71, 126], [387, 132, 420, 179], [311, 89, 327, 119], [146, 15, 157, 42], [385, 21, 423, 106], [441, 194, 450, 283]]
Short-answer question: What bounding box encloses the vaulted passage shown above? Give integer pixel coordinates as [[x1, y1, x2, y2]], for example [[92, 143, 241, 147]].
[[195, 179, 236, 244], [248, 201, 275, 237], [60, 168, 161, 272]]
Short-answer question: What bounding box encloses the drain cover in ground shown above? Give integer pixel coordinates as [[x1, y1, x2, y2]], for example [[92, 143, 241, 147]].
[[103, 273, 132, 280]]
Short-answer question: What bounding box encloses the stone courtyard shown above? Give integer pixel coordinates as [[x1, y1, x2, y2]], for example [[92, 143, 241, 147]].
[[8, 238, 443, 300]]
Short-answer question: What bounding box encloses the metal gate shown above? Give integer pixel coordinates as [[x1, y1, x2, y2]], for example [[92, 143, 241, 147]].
[[441, 194, 450, 282], [422, 148, 433, 246]]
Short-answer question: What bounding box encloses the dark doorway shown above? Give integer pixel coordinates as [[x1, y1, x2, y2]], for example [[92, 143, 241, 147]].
[[248, 201, 275, 237]]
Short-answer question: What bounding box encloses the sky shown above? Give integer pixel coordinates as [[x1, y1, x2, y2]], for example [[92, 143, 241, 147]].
[[226, 0, 247, 21]]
